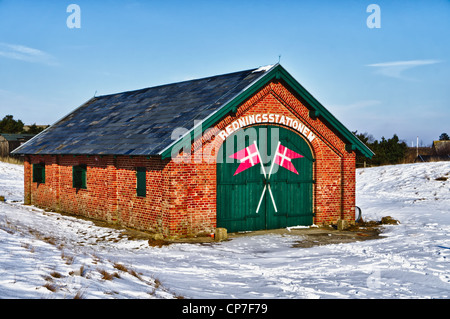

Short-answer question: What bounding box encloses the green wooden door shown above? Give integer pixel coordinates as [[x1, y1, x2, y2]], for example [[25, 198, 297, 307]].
[[217, 125, 314, 232]]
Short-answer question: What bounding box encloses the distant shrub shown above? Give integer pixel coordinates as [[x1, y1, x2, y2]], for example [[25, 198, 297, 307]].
[[354, 132, 408, 166]]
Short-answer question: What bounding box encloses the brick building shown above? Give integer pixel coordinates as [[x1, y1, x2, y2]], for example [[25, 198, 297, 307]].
[[0, 133, 35, 157], [13, 64, 373, 237]]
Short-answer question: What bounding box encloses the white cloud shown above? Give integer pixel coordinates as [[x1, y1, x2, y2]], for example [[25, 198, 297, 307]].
[[0, 43, 58, 66], [366, 59, 441, 79]]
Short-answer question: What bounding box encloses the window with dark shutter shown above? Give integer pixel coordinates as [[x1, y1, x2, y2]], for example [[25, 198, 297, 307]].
[[136, 167, 146, 197], [32, 163, 45, 184], [72, 164, 87, 189]]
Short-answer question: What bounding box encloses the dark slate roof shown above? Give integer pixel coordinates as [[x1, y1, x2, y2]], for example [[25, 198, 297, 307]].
[[13, 66, 272, 156]]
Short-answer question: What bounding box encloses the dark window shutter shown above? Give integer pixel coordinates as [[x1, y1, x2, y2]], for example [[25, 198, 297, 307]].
[[33, 163, 45, 184], [41, 164, 45, 183], [136, 167, 146, 197], [73, 165, 87, 189], [33, 164, 38, 183], [72, 166, 77, 188], [81, 165, 87, 189]]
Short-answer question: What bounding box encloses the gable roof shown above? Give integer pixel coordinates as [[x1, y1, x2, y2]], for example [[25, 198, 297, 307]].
[[13, 64, 374, 158], [12, 67, 270, 156], [159, 64, 374, 159]]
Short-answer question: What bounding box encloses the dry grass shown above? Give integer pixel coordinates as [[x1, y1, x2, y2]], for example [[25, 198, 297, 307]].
[[113, 263, 129, 272], [98, 269, 120, 280], [112, 262, 183, 297], [26, 228, 61, 247], [61, 250, 75, 265], [50, 271, 63, 279], [0, 215, 17, 234], [21, 242, 35, 252], [113, 262, 143, 280], [0, 156, 23, 165], [147, 239, 170, 247], [43, 282, 58, 292], [73, 291, 85, 299], [42, 275, 58, 292], [69, 265, 86, 277]]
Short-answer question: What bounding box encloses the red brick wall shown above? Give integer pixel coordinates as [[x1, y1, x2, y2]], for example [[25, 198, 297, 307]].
[[24, 80, 356, 237], [25, 155, 174, 234]]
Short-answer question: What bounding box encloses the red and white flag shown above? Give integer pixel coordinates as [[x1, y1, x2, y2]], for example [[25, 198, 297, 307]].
[[229, 143, 261, 176], [229, 141, 303, 213], [271, 143, 304, 175]]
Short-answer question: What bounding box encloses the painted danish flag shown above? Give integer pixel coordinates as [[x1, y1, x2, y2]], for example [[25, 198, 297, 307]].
[[230, 141, 304, 176], [229, 142, 261, 176], [230, 140, 305, 214], [270, 142, 304, 175]]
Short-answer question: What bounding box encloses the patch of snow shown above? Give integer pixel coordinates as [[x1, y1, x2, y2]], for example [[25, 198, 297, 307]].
[[1, 161, 449, 298], [286, 224, 318, 231], [252, 64, 275, 73]]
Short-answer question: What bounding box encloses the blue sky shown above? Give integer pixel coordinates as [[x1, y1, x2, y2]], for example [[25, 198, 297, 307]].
[[0, 0, 448, 146]]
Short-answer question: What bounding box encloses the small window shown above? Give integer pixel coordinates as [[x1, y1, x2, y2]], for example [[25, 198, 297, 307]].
[[72, 164, 87, 189], [136, 167, 146, 197], [32, 163, 45, 184]]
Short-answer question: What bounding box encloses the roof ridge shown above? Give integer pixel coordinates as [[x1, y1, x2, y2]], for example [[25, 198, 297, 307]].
[[94, 67, 261, 99]]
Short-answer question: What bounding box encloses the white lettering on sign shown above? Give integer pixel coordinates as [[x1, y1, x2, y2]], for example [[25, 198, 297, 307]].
[[218, 113, 316, 143]]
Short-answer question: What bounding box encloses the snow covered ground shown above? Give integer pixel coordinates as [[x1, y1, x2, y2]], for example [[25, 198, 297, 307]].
[[0, 161, 449, 299]]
